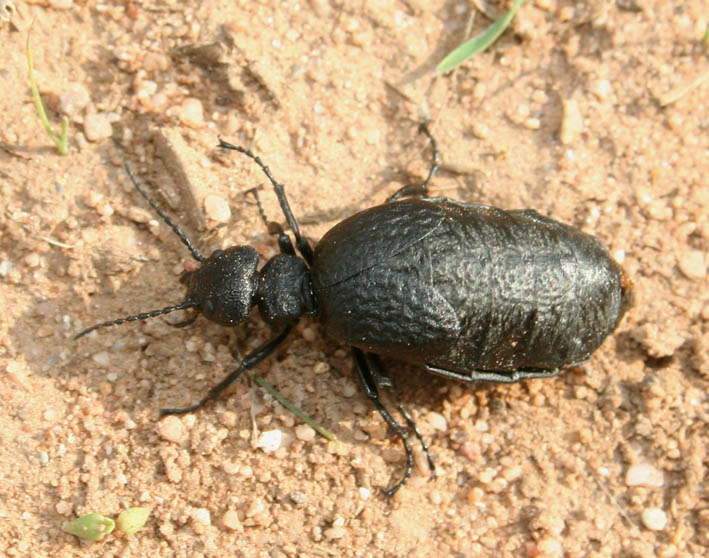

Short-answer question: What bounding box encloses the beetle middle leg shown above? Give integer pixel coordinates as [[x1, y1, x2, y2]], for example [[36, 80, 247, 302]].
[[387, 122, 441, 202]]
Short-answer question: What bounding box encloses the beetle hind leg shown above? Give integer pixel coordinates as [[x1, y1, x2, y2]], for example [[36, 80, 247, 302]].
[[387, 122, 441, 202], [353, 349, 436, 495]]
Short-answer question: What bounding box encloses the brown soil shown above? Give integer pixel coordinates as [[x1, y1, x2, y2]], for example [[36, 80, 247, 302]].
[[1, 1, 707, 557]]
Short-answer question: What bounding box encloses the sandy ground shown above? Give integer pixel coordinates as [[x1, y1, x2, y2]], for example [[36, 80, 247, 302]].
[[0, 1, 707, 557]]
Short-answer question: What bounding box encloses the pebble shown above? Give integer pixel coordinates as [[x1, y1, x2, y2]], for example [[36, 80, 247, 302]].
[[0, 260, 13, 277], [191, 507, 211, 526], [255, 429, 283, 452], [471, 121, 489, 139], [641, 507, 668, 531], [524, 117, 541, 130], [178, 98, 204, 128], [84, 112, 113, 141], [589, 79, 612, 102], [156, 415, 188, 444], [289, 491, 307, 505], [221, 510, 241, 531], [324, 526, 347, 540], [56, 82, 91, 117], [625, 463, 664, 488], [246, 497, 265, 518], [537, 537, 563, 558], [142, 52, 170, 72], [91, 351, 110, 366], [204, 194, 231, 222], [55, 501, 73, 515], [630, 323, 685, 359], [341, 382, 357, 398], [677, 250, 706, 279], [559, 99, 583, 144], [426, 411, 447, 431], [294, 424, 316, 442]]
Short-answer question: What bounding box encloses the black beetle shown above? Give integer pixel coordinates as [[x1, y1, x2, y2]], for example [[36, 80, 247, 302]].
[[76, 124, 632, 495]]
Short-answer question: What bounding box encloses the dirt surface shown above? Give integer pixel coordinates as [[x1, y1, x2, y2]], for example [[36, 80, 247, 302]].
[[1, 1, 707, 557]]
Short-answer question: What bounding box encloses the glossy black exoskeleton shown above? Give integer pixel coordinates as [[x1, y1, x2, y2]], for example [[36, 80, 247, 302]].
[[76, 124, 632, 496]]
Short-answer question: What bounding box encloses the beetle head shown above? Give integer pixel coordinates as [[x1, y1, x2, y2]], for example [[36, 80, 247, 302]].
[[183, 246, 260, 326]]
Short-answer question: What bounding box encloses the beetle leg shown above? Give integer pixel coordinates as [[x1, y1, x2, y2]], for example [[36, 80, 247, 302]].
[[219, 140, 314, 265], [395, 403, 436, 480], [366, 353, 436, 479], [352, 348, 413, 497], [246, 187, 297, 256], [425, 364, 561, 383], [160, 324, 294, 416], [387, 122, 441, 202]]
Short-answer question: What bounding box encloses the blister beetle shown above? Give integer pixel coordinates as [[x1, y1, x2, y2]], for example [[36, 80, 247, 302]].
[[76, 124, 632, 495]]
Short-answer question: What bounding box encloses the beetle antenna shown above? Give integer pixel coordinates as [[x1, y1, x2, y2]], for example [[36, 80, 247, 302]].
[[217, 139, 314, 264], [124, 163, 204, 263], [74, 300, 200, 340]]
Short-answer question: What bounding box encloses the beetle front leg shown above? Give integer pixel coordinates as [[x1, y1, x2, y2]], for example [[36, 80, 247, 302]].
[[160, 325, 294, 416]]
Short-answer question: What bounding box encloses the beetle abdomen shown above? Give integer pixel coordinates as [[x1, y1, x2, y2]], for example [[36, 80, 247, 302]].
[[311, 198, 627, 375]]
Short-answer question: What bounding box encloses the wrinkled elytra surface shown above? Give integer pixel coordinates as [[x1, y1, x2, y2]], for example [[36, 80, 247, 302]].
[[76, 125, 631, 495], [312, 198, 632, 375]]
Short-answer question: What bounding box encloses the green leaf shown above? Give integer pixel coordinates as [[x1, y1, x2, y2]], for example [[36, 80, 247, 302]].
[[437, 0, 524, 73]]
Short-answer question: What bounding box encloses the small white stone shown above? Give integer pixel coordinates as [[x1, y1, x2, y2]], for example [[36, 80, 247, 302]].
[[678, 250, 706, 279], [324, 526, 347, 540], [426, 411, 447, 431], [178, 98, 204, 128], [255, 429, 283, 452], [559, 99, 583, 144], [294, 424, 315, 442], [84, 113, 113, 142], [641, 507, 667, 531], [221, 509, 241, 531], [91, 351, 110, 366], [56, 82, 91, 117], [590, 79, 612, 102], [156, 415, 188, 444], [204, 195, 231, 222], [625, 463, 664, 488], [191, 507, 211, 526]]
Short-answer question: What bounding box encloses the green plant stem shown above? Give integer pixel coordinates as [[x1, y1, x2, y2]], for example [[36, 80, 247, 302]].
[[253, 375, 337, 442], [26, 24, 69, 155]]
